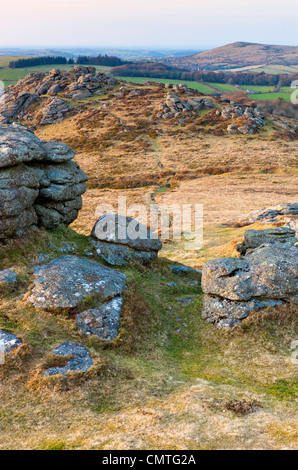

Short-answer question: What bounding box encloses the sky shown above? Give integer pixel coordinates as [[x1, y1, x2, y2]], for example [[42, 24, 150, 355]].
[[0, 0, 297, 50]]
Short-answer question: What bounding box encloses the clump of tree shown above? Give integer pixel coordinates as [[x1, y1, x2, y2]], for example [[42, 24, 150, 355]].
[[9, 56, 74, 68], [112, 62, 298, 88], [76, 54, 130, 67]]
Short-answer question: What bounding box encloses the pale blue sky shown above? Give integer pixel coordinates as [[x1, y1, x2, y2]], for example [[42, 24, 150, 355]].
[[1, 0, 297, 49]]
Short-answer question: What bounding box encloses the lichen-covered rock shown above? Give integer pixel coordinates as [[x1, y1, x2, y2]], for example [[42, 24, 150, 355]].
[[36, 97, 71, 125], [27, 256, 126, 309], [0, 124, 46, 168], [0, 329, 22, 354], [237, 227, 297, 255], [0, 269, 17, 290], [76, 297, 123, 340], [91, 214, 162, 266], [43, 341, 93, 376], [202, 242, 298, 328]]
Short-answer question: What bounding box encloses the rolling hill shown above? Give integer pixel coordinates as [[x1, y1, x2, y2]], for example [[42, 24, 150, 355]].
[[164, 42, 298, 72]]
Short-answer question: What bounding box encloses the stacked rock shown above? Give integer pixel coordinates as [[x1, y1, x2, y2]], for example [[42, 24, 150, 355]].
[[0, 123, 88, 239]]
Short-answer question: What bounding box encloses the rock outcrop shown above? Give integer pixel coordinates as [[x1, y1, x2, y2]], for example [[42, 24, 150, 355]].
[[0, 123, 87, 239], [0, 66, 118, 125], [157, 92, 216, 119], [224, 203, 298, 229], [222, 103, 266, 134], [91, 214, 162, 265], [201, 231, 298, 328], [237, 227, 297, 255]]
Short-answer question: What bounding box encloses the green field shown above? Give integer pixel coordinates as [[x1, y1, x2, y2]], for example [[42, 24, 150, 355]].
[[206, 82, 239, 93], [239, 85, 276, 93], [250, 92, 292, 102]]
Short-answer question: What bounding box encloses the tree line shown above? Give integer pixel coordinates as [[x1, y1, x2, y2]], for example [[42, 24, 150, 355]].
[[111, 62, 298, 88], [9, 55, 129, 69], [76, 54, 130, 66], [9, 56, 74, 68]]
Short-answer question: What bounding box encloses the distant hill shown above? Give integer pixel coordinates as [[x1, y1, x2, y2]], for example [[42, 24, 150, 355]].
[[164, 42, 298, 71]]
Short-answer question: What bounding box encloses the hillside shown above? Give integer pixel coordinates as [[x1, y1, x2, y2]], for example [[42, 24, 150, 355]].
[[165, 42, 298, 71], [0, 68, 297, 450]]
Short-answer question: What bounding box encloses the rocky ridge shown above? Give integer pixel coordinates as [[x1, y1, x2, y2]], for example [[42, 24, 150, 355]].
[[0, 66, 118, 125]]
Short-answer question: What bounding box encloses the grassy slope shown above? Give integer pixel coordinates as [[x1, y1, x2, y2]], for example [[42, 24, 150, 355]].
[[0, 226, 297, 450], [0, 77, 297, 449]]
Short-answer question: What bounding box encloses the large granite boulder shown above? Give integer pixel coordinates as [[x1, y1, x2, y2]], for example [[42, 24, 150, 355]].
[[91, 214, 162, 266], [27, 256, 126, 309], [202, 242, 298, 329], [0, 124, 87, 238], [0, 124, 45, 168], [237, 227, 297, 255]]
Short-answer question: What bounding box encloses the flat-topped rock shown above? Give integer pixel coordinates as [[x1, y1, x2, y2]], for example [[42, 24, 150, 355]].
[[224, 203, 298, 227], [27, 256, 126, 309], [43, 341, 93, 376]]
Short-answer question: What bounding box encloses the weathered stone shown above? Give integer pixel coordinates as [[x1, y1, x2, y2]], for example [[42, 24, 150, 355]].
[[224, 203, 298, 228], [0, 125, 87, 238], [0, 329, 22, 354], [237, 227, 297, 255], [37, 97, 71, 125], [92, 214, 162, 253], [43, 341, 93, 376], [27, 256, 126, 309], [171, 265, 202, 279], [0, 269, 17, 288], [41, 141, 75, 163], [91, 240, 158, 266], [76, 297, 123, 340], [201, 242, 298, 327], [0, 124, 46, 168], [202, 295, 283, 328], [91, 214, 162, 266]]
